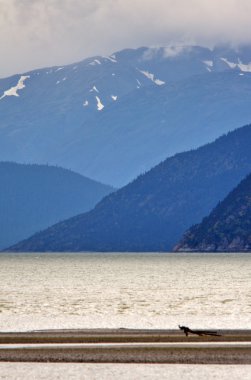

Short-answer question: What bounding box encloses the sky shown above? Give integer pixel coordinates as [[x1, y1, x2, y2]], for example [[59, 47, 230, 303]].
[[1, 0, 251, 78]]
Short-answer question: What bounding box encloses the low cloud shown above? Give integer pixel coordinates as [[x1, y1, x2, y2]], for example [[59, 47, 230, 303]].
[[1, 0, 251, 77], [163, 46, 191, 58]]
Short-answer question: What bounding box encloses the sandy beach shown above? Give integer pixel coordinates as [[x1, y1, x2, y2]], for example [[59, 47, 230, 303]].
[[0, 329, 250, 364]]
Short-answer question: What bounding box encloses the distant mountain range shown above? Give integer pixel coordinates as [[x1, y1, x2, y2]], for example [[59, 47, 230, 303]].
[[7, 124, 251, 252], [0, 163, 113, 249], [1, 45, 251, 186], [175, 173, 251, 252]]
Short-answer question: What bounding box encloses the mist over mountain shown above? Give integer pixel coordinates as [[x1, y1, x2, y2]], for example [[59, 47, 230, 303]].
[[0, 163, 113, 249], [1, 45, 251, 186], [2, 1, 251, 78], [7, 124, 251, 253]]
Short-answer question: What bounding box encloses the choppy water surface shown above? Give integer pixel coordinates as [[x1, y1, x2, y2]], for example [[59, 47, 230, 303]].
[[0, 253, 250, 331]]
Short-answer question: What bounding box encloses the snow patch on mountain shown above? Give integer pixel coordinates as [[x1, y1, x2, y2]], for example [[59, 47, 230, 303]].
[[55, 67, 64, 72], [90, 86, 99, 93], [154, 78, 166, 85], [139, 70, 165, 85], [104, 56, 117, 63], [111, 95, 117, 101], [56, 76, 67, 85], [83, 100, 89, 107], [221, 58, 237, 69], [203, 60, 213, 72], [203, 60, 213, 67], [237, 60, 251, 72], [0, 75, 30, 100], [90, 59, 102, 66], [221, 58, 251, 72], [96, 96, 104, 111]]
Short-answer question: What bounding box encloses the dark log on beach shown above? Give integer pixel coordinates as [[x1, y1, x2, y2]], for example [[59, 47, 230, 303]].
[[179, 325, 221, 337]]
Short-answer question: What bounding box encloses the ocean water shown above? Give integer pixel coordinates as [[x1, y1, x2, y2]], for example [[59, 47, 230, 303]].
[[0, 252, 250, 331]]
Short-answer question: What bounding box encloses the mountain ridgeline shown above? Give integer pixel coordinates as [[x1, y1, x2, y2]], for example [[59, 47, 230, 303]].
[[0, 163, 113, 249], [7, 124, 251, 252], [175, 174, 251, 252], [1, 46, 251, 186]]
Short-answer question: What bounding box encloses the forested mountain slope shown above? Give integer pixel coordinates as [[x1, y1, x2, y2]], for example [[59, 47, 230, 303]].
[[175, 174, 251, 252]]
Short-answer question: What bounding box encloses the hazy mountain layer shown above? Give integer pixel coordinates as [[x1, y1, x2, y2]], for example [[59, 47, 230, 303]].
[[7, 124, 251, 252], [0, 163, 113, 249]]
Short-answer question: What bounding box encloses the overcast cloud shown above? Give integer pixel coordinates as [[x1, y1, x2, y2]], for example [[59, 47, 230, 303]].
[[1, 0, 251, 77]]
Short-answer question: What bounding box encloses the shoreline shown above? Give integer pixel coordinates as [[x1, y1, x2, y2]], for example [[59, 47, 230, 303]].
[[1, 328, 251, 344], [0, 329, 250, 364]]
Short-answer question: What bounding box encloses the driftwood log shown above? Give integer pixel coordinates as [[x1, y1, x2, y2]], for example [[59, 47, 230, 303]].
[[179, 325, 221, 337]]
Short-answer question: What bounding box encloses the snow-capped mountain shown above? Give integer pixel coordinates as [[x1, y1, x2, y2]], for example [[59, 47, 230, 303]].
[[1, 45, 251, 186]]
